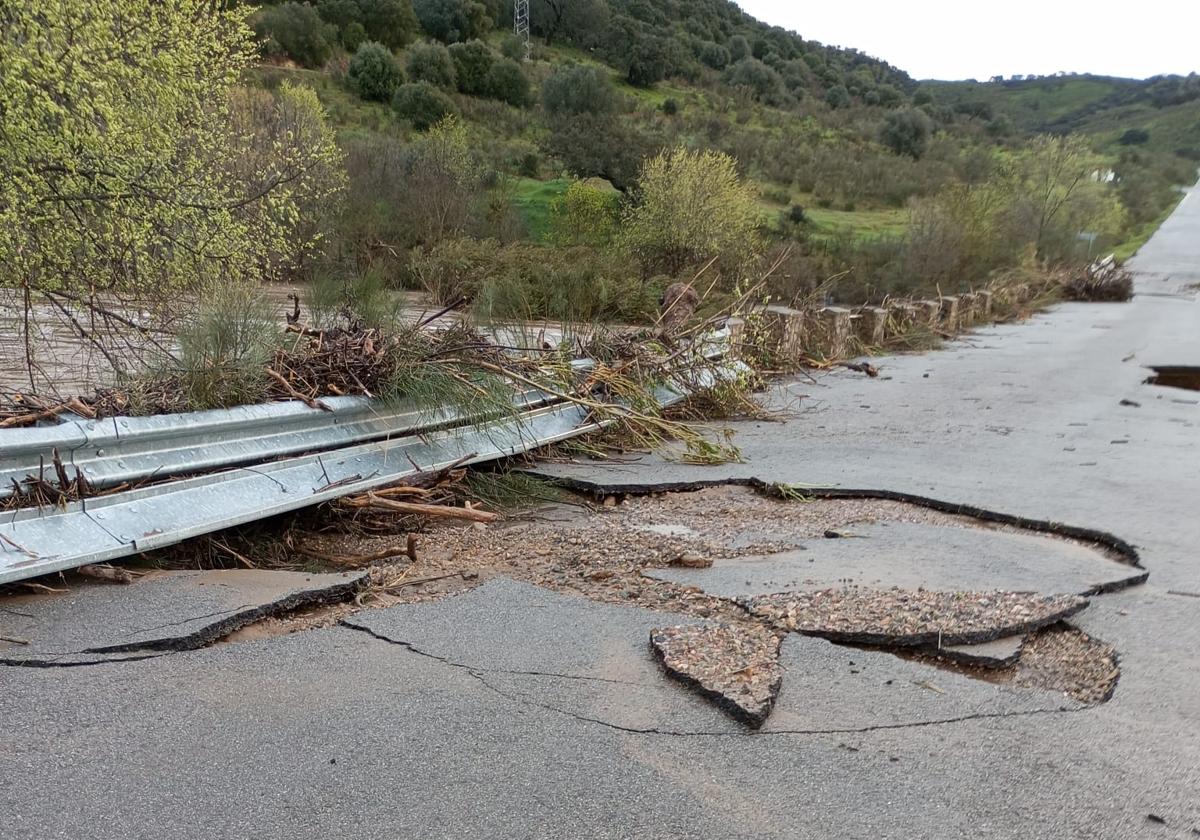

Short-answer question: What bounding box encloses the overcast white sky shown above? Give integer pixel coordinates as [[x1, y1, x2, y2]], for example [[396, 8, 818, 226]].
[[736, 1, 1200, 81]]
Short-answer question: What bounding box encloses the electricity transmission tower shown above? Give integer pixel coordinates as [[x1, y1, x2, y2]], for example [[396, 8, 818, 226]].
[[514, 0, 530, 60]]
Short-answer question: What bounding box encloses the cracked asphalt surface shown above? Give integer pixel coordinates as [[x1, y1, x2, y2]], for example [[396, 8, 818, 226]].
[[3, 182, 1200, 837]]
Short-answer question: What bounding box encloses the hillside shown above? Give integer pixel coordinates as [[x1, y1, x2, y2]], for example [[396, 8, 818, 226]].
[[245, 0, 1197, 313]]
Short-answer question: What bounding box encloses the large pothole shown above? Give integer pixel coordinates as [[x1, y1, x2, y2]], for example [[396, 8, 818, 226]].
[[1145, 365, 1200, 391]]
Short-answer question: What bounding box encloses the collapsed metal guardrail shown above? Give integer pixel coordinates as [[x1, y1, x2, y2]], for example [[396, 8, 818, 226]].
[[0, 359, 594, 498], [0, 332, 738, 584]]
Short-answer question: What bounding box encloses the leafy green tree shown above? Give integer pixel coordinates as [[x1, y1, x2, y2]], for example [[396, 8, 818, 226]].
[[448, 40, 495, 95], [255, 2, 336, 68], [621, 147, 759, 274], [348, 41, 405, 102], [413, 0, 490, 43], [486, 58, 531, 107], [728, 34, 750, 62], [393, 81, 458, 129], [406, 41, 457, 89], [317, 0, 362, 28], [551, 179, 621, 246], [357, 0, 420, 49], [542, 114, 649, 192], [541, 64, 616, 115], [531, 0, 610, 46], [880, 108, 933, 159], [724, 58, 784, 103], [342, 21, 368, 50], [627, 38, 667, 87], [0, 1, 344, 301], [824, 84, 851, 109], [698, 41, 730, 70]]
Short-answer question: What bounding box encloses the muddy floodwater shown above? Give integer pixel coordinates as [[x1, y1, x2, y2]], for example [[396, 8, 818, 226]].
[[0, 284, 589, 396]]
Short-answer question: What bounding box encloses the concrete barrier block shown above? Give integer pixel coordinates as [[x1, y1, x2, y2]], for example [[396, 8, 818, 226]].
[[804, 307, 851, 360], [938, 295, 961, 332], [957, 292, 979, 327], [977, 290, 994, 319], [914, 299, 940, 325], [884, 301, 918, 338], [853, 306, 888, 347]]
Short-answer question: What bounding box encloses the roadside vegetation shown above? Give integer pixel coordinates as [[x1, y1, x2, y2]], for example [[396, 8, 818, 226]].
[[2, 0, 1196, 403]]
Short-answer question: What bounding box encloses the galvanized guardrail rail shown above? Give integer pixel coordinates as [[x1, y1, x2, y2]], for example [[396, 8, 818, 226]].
[[0, 332, 738, 584]]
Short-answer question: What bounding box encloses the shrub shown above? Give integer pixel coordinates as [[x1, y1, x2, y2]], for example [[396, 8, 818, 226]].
[[255, 2, 336, 68], [541, 64, 615, 115], [486, 58, 531, 107], [341, 21, 368, 51], [1118, 128, 1151, 146], [518, 152, 540, 177], [393, 81, 457, 129], [500, 33, 527, 62], [448, 39, 494, 96], [347, 41, 404, 102], [542, 113, 652, 192], [317, 0, 361, 28], [698, 41, 730, 70], [627, 38, 667, 87], [357, 0, 420, 49], [406, 40, 457, 88], [728, 34, 750, 62], [724, 57, 784, 103], [661, 98, 679, 116], [550, 179, 621, 246], [824, 84, 851, 109], [880, 108, 933, 159], [621, 146, 759, 275], [413, 0, 490, 43], [175, 284, 282, 410]]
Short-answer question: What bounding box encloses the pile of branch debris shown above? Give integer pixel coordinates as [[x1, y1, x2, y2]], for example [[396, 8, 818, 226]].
[[1062, 255, 1134, 302]]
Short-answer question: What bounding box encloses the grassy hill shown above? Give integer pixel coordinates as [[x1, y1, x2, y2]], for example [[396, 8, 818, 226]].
[[246, 1, 1197, 314]]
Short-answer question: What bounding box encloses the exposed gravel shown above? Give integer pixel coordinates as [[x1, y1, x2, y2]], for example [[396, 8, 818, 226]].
[[1010, 626, 1120, 704], [649, 623, 783, 727], [262, 484, 1120, 707], [744, 589, 1088, 647]]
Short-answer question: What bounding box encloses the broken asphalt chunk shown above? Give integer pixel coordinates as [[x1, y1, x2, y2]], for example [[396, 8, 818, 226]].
[[649, 623, 783, 728], [742, 589, 1087, 647]]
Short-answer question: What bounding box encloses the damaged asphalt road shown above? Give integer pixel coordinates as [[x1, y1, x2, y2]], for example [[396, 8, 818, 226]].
[[3, 186, 1200, 838]]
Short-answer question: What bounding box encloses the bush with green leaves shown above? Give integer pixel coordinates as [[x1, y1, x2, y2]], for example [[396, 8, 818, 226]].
[[357, 0, 420, 49], [542, 113, 652, 192], [724, 58, 784, 103], [485, 58, 531, 107], [406, 40, 457, 89], [824, 84, 851, 109], [393, 81, 458, 129], [626, 38, 667, 87], [255, 2, 336, 68], [698, 41, 730, 70], [347, 41, 404, 102], [341, 21, 368, 50], [448, 39, 494, 96], [413, 0, 490, 43], [174, 284, 282, 410], [317, 0, 361, 28], [550, 179, 621, 246], [880, 108, 933, 159], [621, 146, 759, 275], [499, 33, 527, 62], [661, 98, 679, 116], [541, 64, 615, 115]]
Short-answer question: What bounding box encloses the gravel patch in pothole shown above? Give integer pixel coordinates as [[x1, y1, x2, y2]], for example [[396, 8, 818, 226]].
[[743, 589, 1088, 647], [1009, 626, 1119, 704], [649, 623, 783, 727]]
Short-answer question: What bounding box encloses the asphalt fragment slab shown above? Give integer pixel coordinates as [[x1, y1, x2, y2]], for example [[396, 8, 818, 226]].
[[744, 588, 1087, 647], [649, 623, 783, 727], [0, 568, 367, 666]]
